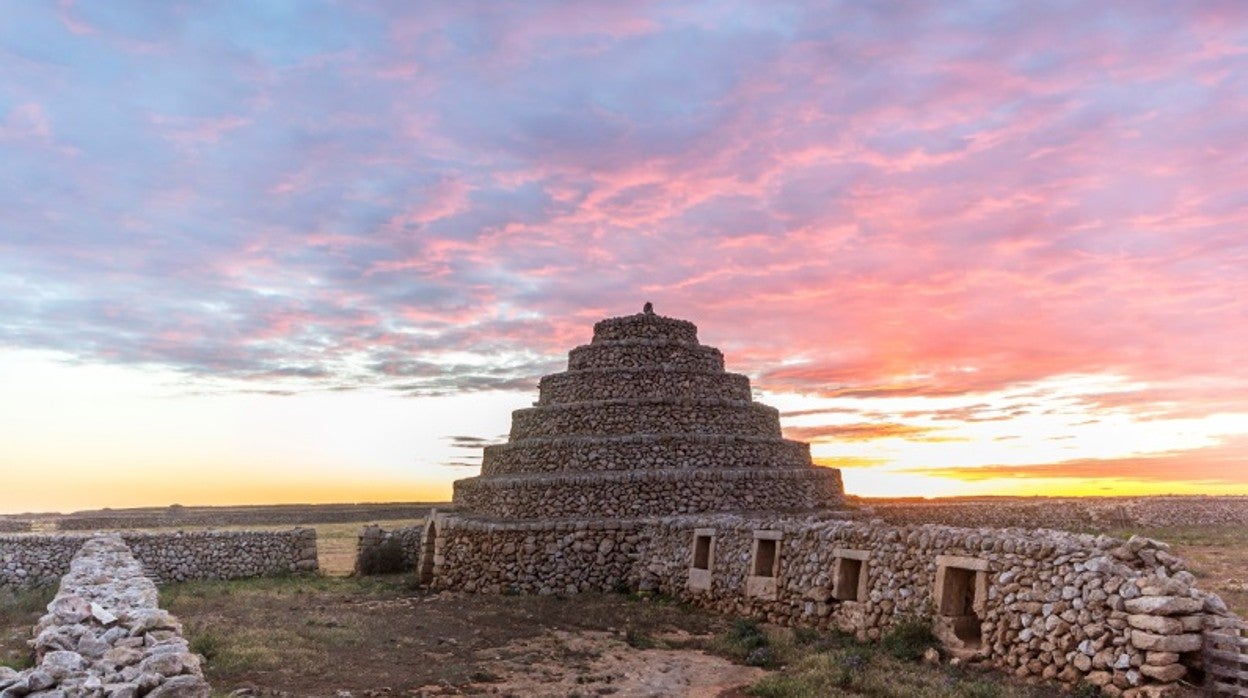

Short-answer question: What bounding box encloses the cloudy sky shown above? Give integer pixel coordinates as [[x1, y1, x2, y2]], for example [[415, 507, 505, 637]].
[[2, 2, 1247, 513]]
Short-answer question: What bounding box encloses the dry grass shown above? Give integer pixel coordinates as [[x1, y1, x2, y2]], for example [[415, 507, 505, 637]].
[[0, 586, 54, 670]]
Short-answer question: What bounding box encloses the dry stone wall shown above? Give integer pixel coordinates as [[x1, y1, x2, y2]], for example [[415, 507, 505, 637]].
[[55, 503, 433, 532], [429, 514, 1232, 696], [567, 340, 724, 371], [355, 524, 423, 573], [454, 468, 843, 520], [508, 399, 783, 439], [0, 529, 317, 589], [433, 516, 645, 595], [0, 535, 210, 696], [861, 496, 1248, 531], [0, 520, 30, 534], [643, 516, 1229, 696], [482, 434, 811, 476], [538, 368, 752, 404]]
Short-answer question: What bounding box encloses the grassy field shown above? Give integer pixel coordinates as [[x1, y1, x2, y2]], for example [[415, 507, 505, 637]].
[[0, 586, 54, 670], [1, 574, 1079, 695], [159, 576, 1078, 697]]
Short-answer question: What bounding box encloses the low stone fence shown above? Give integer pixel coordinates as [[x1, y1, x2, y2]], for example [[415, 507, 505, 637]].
[[0, 519, 30, 534], [0, 535, 210, 695], [645, 516, 1231, 695], [55, 503, 436, 531], [356, 524, 424, 574], [428, 513, 1235, 696], [433, 517, 648, 594], [0, 529, 318, 588], [859, 496, 1248, 532]]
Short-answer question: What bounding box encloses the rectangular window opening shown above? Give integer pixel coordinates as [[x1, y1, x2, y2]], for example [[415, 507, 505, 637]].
[[753, 538, 778, 577], [687, 528, 716, 591], [935, 560, 986, 651], [835, 558, 863, 601], [692, 534, 712, 570]]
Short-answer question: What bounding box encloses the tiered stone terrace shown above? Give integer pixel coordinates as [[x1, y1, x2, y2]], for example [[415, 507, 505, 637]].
[[410, 307, 1239, 695], [452, 308, 844, 521]]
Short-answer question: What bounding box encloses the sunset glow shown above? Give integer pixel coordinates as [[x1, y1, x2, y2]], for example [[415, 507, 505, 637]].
[[2, 3, 1247, 513]]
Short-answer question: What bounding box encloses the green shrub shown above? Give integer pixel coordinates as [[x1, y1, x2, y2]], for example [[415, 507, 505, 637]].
[[745, 645, 778, 668], [189, 629, 221, 661], [625, 628, 656, 649], [881, 616, 937, 661], [730, 619, 768, 651]]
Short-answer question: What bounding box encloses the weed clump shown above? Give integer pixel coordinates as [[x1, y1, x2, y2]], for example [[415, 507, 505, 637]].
[[189, 629, 221, 661], [881, 616, 938, 661], [745, 645, 778, 668], [624, 628, 656, 649]]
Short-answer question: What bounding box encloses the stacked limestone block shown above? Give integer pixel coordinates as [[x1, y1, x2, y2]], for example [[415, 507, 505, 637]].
[[0, 535, 209, 696], [453, 308, 844, 520], [642, 517, 1231, 696], [1, 529, 319, 590]]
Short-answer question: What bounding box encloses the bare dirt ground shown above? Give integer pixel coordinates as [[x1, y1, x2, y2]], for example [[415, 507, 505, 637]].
[[159, 577, 758, 697]]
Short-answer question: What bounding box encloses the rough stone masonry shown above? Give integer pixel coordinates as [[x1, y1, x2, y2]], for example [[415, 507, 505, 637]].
[[0, 535, 209, 697], [406, 306, 1239, 697], [1, 529, 318, 590]]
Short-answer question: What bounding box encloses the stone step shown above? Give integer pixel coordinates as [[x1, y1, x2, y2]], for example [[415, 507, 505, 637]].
[[538, 368, 752, 404], [508, 398, 781, 440], [567, 339, 725, 372], [483, 433, 811, 475], [454, 466, 843, 520]]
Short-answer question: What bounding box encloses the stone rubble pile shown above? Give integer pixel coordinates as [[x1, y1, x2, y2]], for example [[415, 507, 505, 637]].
[[0, 535, 210, 697]]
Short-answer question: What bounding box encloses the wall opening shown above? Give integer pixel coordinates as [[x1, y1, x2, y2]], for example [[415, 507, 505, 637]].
[[746, 531, 782, 599], [832, 548, 869, 602], [753, 539, 777, 576], [418, 520, 437, 586], [934, 555, 988, 655], [687, 528, 716, 591], [693, 534, 712, 570], [835, 558, 863, 601]]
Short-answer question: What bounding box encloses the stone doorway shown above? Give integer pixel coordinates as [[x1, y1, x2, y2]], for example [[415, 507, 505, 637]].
[[418, 520, 437, 585], [933, 555, 988, 657]]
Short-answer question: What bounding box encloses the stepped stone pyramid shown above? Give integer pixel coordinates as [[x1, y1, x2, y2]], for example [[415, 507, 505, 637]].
[[452, 305, 844, 520]]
